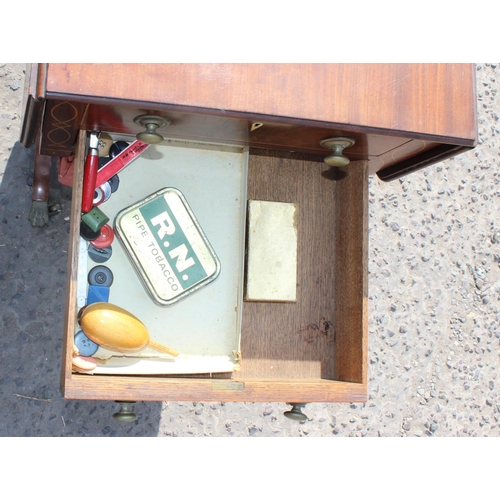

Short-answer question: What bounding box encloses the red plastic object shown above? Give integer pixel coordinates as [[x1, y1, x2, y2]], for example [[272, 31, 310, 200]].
[[90, 224, 114, 249], [82, 152, 99, 213], [57, 156, 75, 187], [95, 140, 150, 187]]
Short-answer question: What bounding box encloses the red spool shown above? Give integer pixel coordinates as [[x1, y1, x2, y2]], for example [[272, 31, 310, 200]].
[[89, 224, 114, 249]]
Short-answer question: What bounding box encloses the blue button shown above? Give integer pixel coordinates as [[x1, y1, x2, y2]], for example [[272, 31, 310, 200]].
[[87, 284, 110, 304], [74, 330, 99, 356], [88, 245, 113, 263]]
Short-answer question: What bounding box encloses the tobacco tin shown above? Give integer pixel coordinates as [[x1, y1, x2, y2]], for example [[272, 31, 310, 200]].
[[114, 187, 221, 306]]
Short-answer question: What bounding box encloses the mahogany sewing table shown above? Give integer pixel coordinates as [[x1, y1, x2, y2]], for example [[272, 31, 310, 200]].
[[20, 64, 477, 420]]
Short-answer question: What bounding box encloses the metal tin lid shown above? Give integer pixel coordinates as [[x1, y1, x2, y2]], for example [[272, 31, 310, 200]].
[[114, 187, 221, 306]]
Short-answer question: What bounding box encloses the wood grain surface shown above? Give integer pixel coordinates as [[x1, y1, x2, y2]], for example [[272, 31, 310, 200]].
[[63, 375, 367, 403], [35, 63, 477, 179], [44, 63, 477, 141], [240, 150, 339, 380], [334, 160, 368, 384], [60, 130, 86, 393]]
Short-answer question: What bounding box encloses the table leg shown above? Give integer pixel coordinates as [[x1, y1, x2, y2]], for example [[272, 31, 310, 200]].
[[28, 149, 52, 227]]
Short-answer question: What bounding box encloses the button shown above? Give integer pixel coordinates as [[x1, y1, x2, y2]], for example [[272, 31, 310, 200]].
[[108, 174, 120, 193], [87, 284, 110, 304], [99, 156, 110, 168], [81, 206, 109, 233], [109, 141, 129, 158], [72, 354, 97, 372], [88, 245, 113, 263], [90, 224, 114, 249], [97, 133, 113, 157], [74, 330, 99, 356], [88, 265, 114, 287], [80, 220, 101, 241]]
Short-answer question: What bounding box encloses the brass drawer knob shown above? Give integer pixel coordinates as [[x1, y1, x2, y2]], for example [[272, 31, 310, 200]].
[[284, 402, 308, 421], [320, 137, 355, 167], [134, 114, 170, 144], [113, 401, 138, 422]]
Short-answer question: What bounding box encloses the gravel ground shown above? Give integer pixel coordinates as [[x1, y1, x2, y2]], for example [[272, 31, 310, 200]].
[[0, 63, 25, 186], [1, 63, 499, 440]]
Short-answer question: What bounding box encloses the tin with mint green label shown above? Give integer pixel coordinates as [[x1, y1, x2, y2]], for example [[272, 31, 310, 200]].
[[114, 187, 221, 306]]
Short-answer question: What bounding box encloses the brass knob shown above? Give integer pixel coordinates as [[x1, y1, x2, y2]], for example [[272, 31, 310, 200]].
[[319, 137, 355, 167], [284, 402, 308, 422], [134, 114, 170, 144], [112, 401, 138, 422]]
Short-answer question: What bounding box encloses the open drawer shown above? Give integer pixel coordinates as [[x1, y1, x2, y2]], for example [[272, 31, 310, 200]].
[[62, 130, 368, 404]]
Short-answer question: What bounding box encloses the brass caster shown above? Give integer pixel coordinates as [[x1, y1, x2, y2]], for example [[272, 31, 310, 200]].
[[112, 401, 138, 422], [48, 203, 62, 216], [284, 402, 308, 422], [319, 137, 355, 167], [134, 114, 170, 144]]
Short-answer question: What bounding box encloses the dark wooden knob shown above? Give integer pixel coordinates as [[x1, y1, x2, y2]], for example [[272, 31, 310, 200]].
[[284, 402, 308, 421], [112, 401, 137, 422]]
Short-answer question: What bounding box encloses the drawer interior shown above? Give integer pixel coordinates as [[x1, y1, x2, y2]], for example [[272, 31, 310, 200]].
[[76, 139, 247, 375], [62, 132, 368, 402]]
